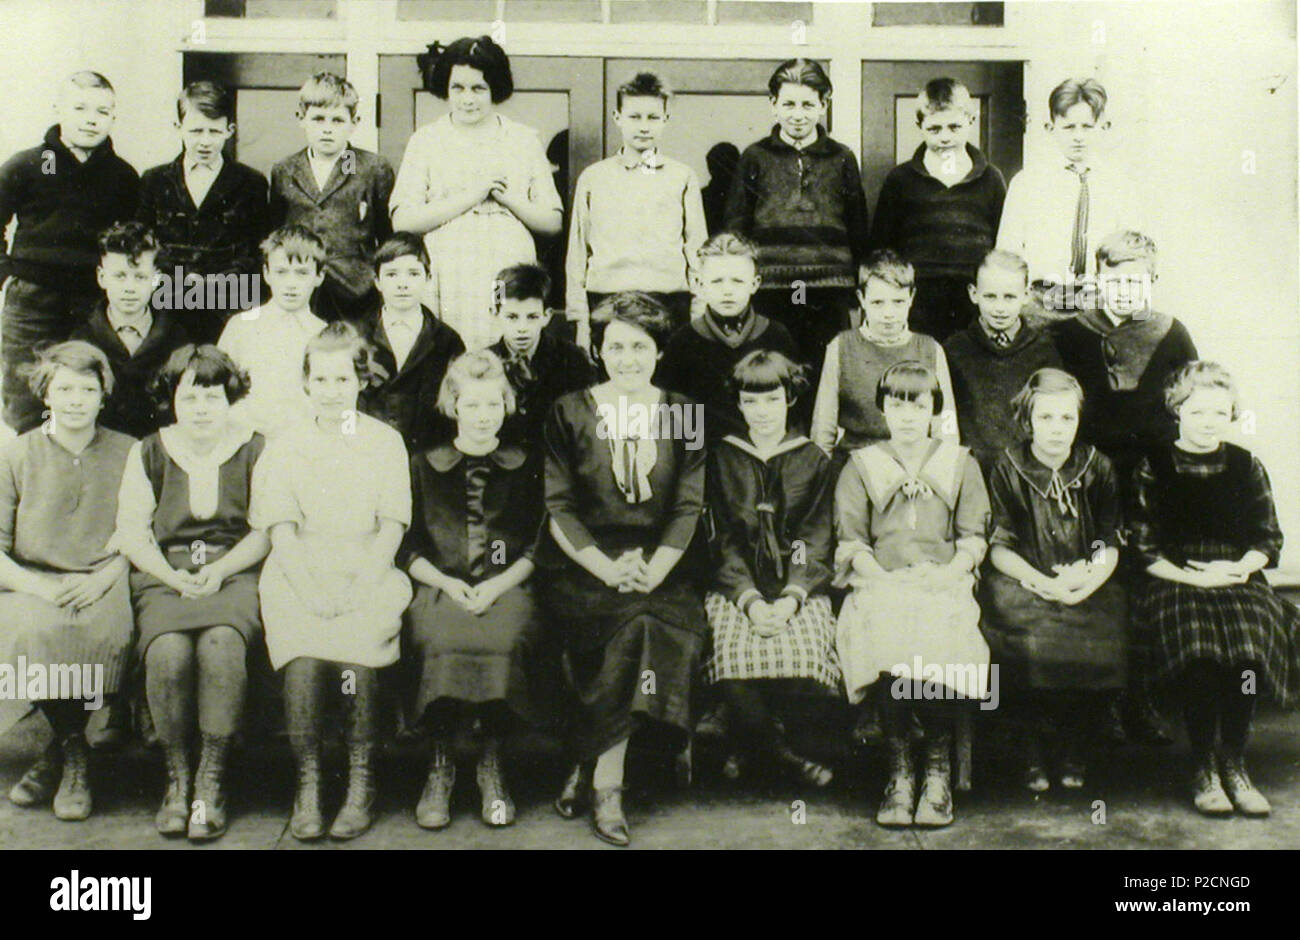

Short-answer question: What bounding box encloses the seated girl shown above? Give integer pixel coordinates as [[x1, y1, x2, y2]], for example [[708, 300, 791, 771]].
[[834, 361, 990, 829], [250, 321, 413, 841], [704, 349, 840, 786], [0, 342, 135, 821], [402, 350, 543, 830], [114, 344, 269, 840], [982, 368, 1127, 793], [1130, 361, 1300, 817]]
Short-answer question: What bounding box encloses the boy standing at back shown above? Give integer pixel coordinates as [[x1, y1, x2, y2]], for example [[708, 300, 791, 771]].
[[137, 80, 269, 345], [871, 78, 1006, 343], [998, 78, 1140, 318], [0, 71, 139, 432], [269, 73, 396, 323], [566, 71, 706, 342]]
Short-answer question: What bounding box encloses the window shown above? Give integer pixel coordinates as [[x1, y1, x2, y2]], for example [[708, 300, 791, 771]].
[[872, 2, 1004, 27], [204, 0, 337, 17]]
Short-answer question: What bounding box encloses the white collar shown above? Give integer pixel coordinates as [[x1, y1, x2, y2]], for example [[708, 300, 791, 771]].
[[159, 421, 253, 472], [381, 305, 423, 329], [779, 129, 816, 151], [185, 155, 223, 176], [106, 304, 152, 337]]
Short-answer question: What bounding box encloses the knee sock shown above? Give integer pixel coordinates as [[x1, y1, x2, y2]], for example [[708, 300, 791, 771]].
[[1182, 661, 1221, 767], [1219, 662, 1258, 760], [719, 680, 785, 758], [37, 699, 91, 741]]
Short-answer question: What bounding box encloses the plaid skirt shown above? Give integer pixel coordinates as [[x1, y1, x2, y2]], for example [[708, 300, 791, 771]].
[[1139, 572, 1300, 707], [704, 592, 841, 692]]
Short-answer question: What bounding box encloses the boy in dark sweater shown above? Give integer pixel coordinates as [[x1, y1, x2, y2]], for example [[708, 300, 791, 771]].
[[1053, 229, 1197, 746], [487, 263, 594, 451], [268, 73, 395, 323], [355, 232, 464, 453], [871, 78, 1006, 343], [0, 71, 139, 432], [137, 81, 269, 346], [724, 59, 868, 369], [70, 223, 189, 439], [944, 249, 1062, 473], [657, 233, 800, 444]]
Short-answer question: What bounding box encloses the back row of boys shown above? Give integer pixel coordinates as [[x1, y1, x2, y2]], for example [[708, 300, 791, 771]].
[[0, 60, 1140, 437]]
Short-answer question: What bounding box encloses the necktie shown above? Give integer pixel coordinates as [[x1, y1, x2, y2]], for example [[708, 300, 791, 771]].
[[1069, 166, 1090, 279], [622, 437, 642, 504], [117, 324, 143, 354], [992, 329, 1012, 348]]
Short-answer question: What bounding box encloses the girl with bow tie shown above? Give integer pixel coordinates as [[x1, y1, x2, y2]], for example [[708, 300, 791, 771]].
[[833, 360, 990, 829], [983, 368, 1128, 794]]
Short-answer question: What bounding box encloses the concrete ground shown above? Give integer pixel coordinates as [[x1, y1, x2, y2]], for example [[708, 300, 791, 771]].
[[2, 703, 1298, 850]]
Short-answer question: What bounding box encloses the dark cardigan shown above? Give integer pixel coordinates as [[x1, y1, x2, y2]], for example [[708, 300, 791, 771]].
[[137, 155, 269, 289], [870, 143, 1006, 282], [488, 330, 596, 449], [943, 319, 1063, 470], [69, 300, 190, 439], [1053, 311, 1197, 476], [723, 126, 869, 289], [655, 310, 799, 444], [355, 306, 465, 453], [0, 126, 139, 292]]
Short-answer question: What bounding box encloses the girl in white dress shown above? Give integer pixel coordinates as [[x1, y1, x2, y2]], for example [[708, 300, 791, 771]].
[[391, 36, 562, 351], [251, 322, 412, 842]]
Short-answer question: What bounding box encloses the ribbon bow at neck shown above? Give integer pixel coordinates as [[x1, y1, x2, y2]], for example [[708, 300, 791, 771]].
[[609, 435, 656, 504], [1045, 470, 1081, 518], [899, 478, 934, 530]]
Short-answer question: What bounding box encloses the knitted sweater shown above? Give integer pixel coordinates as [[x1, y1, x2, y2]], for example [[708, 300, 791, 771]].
[[943, 318, 1062, 470], [723, 126, 869, 290], [870, 143, 1006, 281], [0, 125, 139, 291]]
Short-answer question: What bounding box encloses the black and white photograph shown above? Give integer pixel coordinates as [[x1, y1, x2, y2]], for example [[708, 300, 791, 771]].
[[0, 0, 1296, 910]]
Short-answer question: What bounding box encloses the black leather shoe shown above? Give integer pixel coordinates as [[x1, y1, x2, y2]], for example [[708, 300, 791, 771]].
[[592, 786, 629, 846], [553, 762, 590, 820]]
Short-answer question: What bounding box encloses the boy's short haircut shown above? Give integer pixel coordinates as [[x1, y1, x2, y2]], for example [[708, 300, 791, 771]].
[[437, 349, 517, 420], [67, 71, 114, 94], [492, 263, 550, 312], [373, 232, 431, 275], [24, 340, 115, 400], [698, 232, 759, 266], [297, 72, 359, 118], [768, 58, 832, 101], [875, 360, 943, 415], [151, 343, 251, 417], [1164, 360, 1240, 419], [261, 224, 327, 268], [616, 72, 671, 111], [916, 77, 974, 123], [1048, 77, 1108, 121], [976, 249, 1029, 286], [589, 291, 674, 352], [729, 348, 809, 404], [177, 80, 233, 123], [98, 221, 160, 266], [1095, 230, 1158, 274], [302, 320, 387, 387], [419, 35, 513, 104], [1010, 367, 1084, 434], [858, 248, 915, 292]]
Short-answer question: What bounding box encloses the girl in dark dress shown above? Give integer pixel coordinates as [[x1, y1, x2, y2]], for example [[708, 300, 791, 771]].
[[403, 350, 542, 830], [114, 345, 269, 840], [983, 368, 1127, 793], [705, 350, 839, 786], [540, 292, 706, 847], [1130, 361, 1300, 818]]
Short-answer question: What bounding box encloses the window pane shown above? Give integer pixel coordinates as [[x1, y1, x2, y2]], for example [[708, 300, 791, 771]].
[[205, 0, 338, 17], [397, 0, 497, 20], [609, 1, 708, 24], [873, 2, 1004, 27], [504, 0, 603, 21], [715, 1, 814, 26]]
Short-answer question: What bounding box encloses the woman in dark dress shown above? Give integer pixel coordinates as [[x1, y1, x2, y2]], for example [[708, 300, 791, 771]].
[[403, 350, 543, 831], [114, 345, 269, 840], [540, 292, 706, 846]]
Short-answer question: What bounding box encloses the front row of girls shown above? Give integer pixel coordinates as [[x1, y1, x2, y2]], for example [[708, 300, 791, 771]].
[[2, 312, 1298, 846]]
